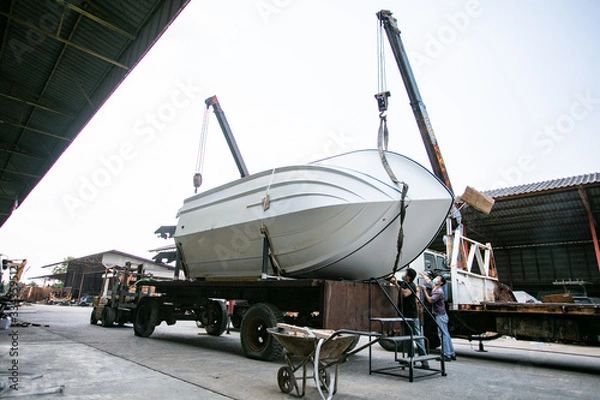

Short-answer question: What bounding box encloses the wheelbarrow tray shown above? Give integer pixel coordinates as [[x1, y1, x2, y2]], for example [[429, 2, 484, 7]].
[[267, 325, 358, 359]]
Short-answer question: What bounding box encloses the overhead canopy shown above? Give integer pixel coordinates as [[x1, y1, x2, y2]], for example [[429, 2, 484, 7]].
[[0, 0, 190, 228], [461, 173, 600, 249], [426, 173, 600, 296]]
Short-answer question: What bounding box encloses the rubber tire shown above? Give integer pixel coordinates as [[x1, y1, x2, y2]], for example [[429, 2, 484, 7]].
[[101, 306, 116, 327], [134, 298, 159, 337], [231, 315, 242, 329], [379, 337, 398, 352], [90, 309, 98, 325], [240, 303, 283, 361], [277, 366, 296, 394], [204, 300, 228, 336]]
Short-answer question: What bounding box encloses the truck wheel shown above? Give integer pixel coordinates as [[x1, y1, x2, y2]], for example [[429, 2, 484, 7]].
[[90, 309, 98, 325], [134, 298, 159, 337], [101, 306, 116, 327], [240, 303, 283, 361], [379, 338, 398, 352], [204, 300, 228, 336]]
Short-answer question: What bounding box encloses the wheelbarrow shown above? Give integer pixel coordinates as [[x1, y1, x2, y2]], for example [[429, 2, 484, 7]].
[[268, 323, 379, 400]]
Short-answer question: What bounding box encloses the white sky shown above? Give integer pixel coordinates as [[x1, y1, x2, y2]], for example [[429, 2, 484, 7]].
[[2, 0, 599, 281]]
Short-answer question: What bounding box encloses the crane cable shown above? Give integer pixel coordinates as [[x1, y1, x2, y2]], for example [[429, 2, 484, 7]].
[[377, 19, 409, 274], [377, 19, 387, 95], [193, 105, 211, 193], [375, 19, 399, 185]]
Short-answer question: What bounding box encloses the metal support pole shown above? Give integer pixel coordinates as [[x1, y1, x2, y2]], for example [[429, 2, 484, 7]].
[[579, 187, 600, 272], [262, 236, 270, 277]]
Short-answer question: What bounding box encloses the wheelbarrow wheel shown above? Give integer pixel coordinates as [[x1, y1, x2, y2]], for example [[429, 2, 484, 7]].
[[277, 366, 296, 394]]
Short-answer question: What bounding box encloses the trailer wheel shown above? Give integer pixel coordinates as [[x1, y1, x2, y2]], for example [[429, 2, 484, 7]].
[[204, 300, 228, 336], [90, 309, 98, 325], [240, 303, 283, 361], [101, 306, 116, 327], [134, 298, 159, 337]]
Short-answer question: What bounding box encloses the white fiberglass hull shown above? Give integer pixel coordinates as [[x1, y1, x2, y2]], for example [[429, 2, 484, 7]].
[[174, 149, 453, 280]]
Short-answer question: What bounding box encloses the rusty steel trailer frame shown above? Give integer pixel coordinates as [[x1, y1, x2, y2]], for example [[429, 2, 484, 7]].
[[449, 302, 600, 346], [133, 278, 399, 361]]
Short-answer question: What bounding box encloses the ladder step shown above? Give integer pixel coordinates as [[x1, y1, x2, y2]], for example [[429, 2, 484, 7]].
[[413, 355, 441, 362], [394, 354, 442, 365], [381, 335, 426, 342], [371, 317, 415, 323]]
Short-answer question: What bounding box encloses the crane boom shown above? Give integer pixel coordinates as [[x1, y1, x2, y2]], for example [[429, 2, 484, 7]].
[[204, 95, 249, 178], [376, 10, 453, 194]]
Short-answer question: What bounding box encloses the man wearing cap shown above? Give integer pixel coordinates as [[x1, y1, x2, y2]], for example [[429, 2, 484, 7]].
[[422, 274, 456, 361]]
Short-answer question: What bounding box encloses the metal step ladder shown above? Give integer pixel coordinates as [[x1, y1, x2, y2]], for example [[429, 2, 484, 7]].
[[368, 278, 447, 382], [371, 319, 446, 382]]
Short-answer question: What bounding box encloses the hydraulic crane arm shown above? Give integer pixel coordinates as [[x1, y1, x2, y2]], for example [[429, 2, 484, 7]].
[[376, 10, 453, 194], [205, 95, 249, 179]]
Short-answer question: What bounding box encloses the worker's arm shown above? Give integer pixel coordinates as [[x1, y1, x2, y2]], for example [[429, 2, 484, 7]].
[[421, 287, 432, 304], [391, 277, 411, 297]]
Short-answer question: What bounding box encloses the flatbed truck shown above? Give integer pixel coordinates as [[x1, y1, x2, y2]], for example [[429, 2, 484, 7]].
[[130, 9, 599, 364], [133, 278, 398, 361]]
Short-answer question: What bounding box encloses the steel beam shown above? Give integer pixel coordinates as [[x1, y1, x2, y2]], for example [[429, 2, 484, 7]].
[[55, 0, 136, 40], [578, 187, 600, 272], [0, 11, 129, 69]]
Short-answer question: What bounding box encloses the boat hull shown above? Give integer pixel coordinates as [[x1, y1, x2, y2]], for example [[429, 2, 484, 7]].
[[174, 150, 453, 280]]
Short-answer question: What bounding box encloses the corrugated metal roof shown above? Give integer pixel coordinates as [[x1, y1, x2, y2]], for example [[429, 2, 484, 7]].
[[459, 172, 600, 248], [484, 172, 600, 199], [0, 0, 190, 228]]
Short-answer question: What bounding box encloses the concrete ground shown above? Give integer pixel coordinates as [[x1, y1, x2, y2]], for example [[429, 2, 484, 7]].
[[0, 304, 599, 399]]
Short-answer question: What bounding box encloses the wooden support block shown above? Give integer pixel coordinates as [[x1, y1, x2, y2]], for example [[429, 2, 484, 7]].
[[460, 186, 495, 214]]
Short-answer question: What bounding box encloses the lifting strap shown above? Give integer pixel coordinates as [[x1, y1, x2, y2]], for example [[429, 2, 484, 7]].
[[377, 113, 399, 184], [377, 113, 409, 274], [393, 183, 409, 273]]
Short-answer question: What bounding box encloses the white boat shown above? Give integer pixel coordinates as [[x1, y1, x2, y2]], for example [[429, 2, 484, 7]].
[[174, 149, 453, 280]]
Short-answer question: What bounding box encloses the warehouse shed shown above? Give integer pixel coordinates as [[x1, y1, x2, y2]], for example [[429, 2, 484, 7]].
[[0, 0, 190, 228], [458, 173, 600, 299], [33, 249, 177, 302]]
